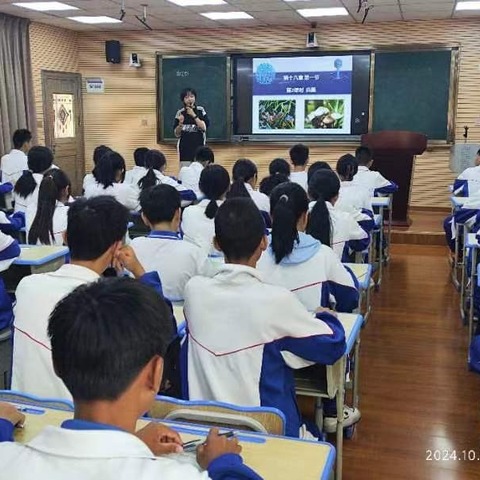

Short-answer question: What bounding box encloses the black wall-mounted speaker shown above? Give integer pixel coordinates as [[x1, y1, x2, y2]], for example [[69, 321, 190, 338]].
[[105, 40, 121, 64]]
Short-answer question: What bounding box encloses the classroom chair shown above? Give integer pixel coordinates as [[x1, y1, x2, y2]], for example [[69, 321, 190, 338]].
[[148, 396, 286, 436], [0, 390, 74, 411], [0, 327, 12, 389]]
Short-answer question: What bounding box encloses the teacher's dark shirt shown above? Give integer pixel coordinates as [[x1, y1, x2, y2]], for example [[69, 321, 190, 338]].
[[173, 105, 209, 162]]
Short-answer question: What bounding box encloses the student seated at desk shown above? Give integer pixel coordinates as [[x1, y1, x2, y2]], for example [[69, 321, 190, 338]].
[[83, 145, 111, 192], [1, 128, 31, 186], [269, 157, 291, 177], [289, 144, 309, 191], [124, 147, 149, 186], [84, 150, 139, 211], [0, 231, 20, 330], [307, 161, 332, 182], [443, 195, 480, 252], [453, 148, 480, 196], [308, 170, 369, 262], [353, 146, 398, 195], [14, 146, 54, 213], [12, 196, 163, 400], [257, 183, 359, 313], [131, 185, 206, 301], [259, 172, 289, 197], [1, 278, 260, 480], [182, 164, 230, 256], [179, 145, 215, 199], [183, 198, 346, 438], [26, 169, 70, 246], [227, 159, 270, 213]]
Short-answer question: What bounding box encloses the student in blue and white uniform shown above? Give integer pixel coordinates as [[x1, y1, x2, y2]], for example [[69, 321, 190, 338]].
[[124, 147, 149, 186], [131, 185, 206, 302], [289, 144, 309, 191], [179, 145, 214, 199], [26, 169, 70, 246], [84, 150, 139, 211], [258, 182, 359, 313], [1, 128, 31, 185], [12, 196, 163, 400], [0, 231, 20, 331], [2, 278, 260, 480], [183, 197, 346, 438], [182, 164, 230, 256], [452, 148, 480, 196], [308, 169, 369, 262], [227, 158, 270, 213], [83, 145, 111, 192], [353, 146, 398, 195]]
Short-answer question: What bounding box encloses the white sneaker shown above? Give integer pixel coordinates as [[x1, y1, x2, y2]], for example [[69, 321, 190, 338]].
[[323, 406, 361, 433]]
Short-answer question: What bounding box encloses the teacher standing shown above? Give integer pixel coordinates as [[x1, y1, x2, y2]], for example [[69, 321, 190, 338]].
[[174, 88, 209, 168]]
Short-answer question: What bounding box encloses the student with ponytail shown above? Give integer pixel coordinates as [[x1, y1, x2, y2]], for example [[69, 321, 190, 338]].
[[308, 169, 369, 262], [182, 164, 230, 255], [227, 158, 270, 213], [26, 169, 70, 246], [257, 182, 359, 314], [83, 145, 111, 192]]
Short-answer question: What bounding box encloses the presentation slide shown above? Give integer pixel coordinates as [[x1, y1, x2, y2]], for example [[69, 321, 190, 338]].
[[252, 56, 352, 135]]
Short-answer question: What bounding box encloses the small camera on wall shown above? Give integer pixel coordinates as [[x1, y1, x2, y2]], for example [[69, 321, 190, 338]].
[[129, 53, 141, 68]]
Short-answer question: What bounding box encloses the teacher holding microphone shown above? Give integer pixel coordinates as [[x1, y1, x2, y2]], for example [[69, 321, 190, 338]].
[[174, 88, 209, 168]]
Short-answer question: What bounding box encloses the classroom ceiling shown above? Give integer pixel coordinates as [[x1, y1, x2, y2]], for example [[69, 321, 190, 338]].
[[0, 0, 476, 31]]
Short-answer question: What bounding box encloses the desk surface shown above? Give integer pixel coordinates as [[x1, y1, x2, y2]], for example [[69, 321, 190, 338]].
[[451, 196, 469, 207], [466, 233, 480, 248], [172, 302, 185, 325], [343, 263, 372, 290], [371, 197, 391, 208], [13, 403, 335, 480], [337, 313, 363, 355], [14, 245, 69, 266]]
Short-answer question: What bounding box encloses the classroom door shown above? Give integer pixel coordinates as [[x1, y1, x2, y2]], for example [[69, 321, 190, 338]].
[[42, 71, 84, 196]]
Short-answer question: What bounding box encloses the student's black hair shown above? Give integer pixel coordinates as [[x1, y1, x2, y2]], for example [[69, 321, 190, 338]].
[[93, 145, 111, 166], [269, 182, 309, 264], [48, 277, 173, 401], [227, 158, 258, 200], [336, 154, 358, 182], [215, 197, 265, 261], [477, 148, 480, 156], [180, 87, 197, 102], [13, 129, 32, 149], [306, 170, 340, 246], [28, 169, 70, 246], [14, 146, 54, 199], [289, 144, 309, 167], [140, 184, 180, 225], [199, 164, 230, 219], [93, 150, 126, 188], [307, 161, 332, 183], [269, 158, 291, 176], [66, 196, 129, 261], [194, 145, 214, 165], [133, 147, 149, 167], [259, 173, 289, 197], [355, 146, 372, 166], [138, 149, 167, 191]]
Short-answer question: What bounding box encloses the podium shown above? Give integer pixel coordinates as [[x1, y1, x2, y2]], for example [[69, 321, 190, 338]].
[[361, 131, 427, 226]]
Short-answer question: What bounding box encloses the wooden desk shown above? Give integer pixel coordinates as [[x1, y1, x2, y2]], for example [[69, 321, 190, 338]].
[[1, 245, 69, 292], [343, 263, 373, 322], [12, 403, 335, 480]]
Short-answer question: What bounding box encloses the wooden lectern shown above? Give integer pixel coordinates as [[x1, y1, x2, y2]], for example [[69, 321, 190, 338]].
[[361, 131, 427, 226]]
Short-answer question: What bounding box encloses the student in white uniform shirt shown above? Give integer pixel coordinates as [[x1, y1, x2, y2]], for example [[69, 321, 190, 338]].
[[124, 146, 149, 185], [26, 169, 70, 246], [135, 150, 196, 204], [453, 148, 480, 196], [82, 145, 111, 192], [257, 182, 359, 313], [353, 146, 398, 195], [183, 198, 346, 438], [182, 164, 230, 256], [259, 172, 289, 197], [13, 146, 55, 213], [84, 150, 139, 211], [0, 128, 31, 185], [227, 158, 270, 213], [178, 145, 214, 199], [1, 278, 260, 480], [308, 169, 369, 262], [289, 144, 309, 191], [12, 196, 164, 400], [131, 185, 206, 301]]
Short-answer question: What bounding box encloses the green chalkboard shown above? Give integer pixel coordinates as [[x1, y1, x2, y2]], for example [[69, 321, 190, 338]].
[[158, 55, 229, 141], [373, 50, 455, 141]]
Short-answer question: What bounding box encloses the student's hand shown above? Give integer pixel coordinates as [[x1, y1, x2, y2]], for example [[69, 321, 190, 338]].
[[315, 307, 338, 318], [114, 245, 146, 279], [196, 428, 242, 470], [185, 107, 195, 118], [178, 114, 185, 125], [0, 402, 25, 427], [136, 422, 183, 456]]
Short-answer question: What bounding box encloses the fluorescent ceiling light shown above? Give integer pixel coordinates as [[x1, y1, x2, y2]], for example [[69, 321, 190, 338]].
[[456, 1, 480, 10], [168, 0, 226, 5], [68, 16, 122, 24], [297, 7, 349, 17], [202, 11, 253, 20], [13, 1, 78, 11]]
